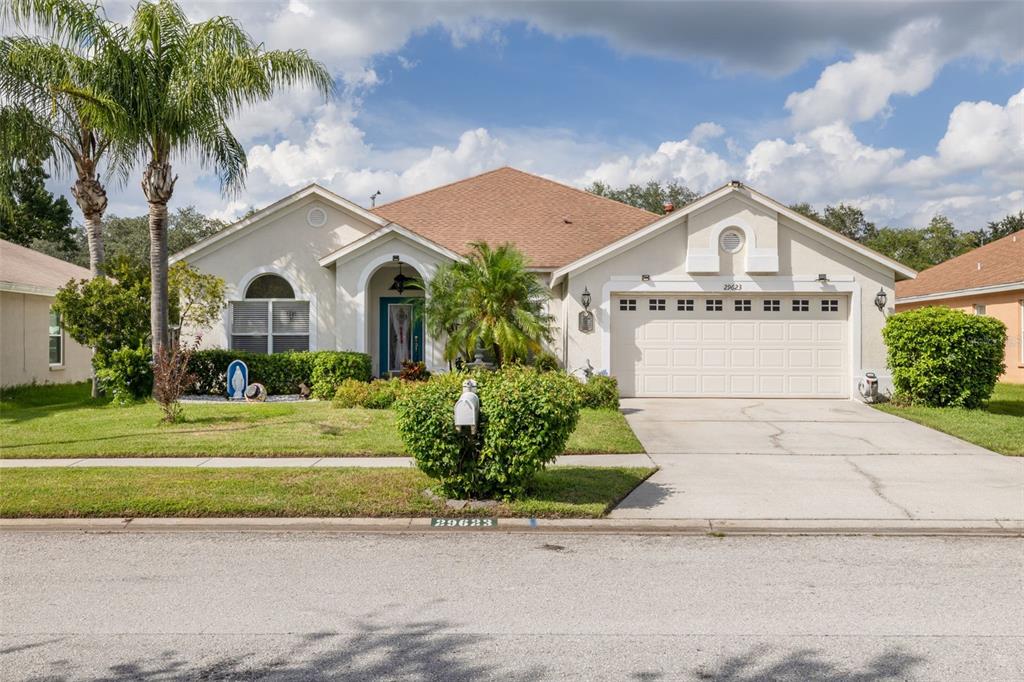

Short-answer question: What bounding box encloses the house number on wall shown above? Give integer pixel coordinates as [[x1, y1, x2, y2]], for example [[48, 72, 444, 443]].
[[723, 283, 743, 291]]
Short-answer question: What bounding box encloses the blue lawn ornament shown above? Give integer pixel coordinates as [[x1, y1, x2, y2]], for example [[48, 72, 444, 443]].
[[227, 360, 248, 400]]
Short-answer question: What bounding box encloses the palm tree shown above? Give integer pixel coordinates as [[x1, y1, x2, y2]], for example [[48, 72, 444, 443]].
[[0, 0, 132, 276], [431, 242, 555, 366], [121, 0, 333, 354]]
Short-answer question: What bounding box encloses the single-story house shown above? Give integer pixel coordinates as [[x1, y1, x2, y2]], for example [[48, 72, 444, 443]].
[[0, 239, 92, 387], [896, 230, 1023, 383], [173, 167, 916, 399]]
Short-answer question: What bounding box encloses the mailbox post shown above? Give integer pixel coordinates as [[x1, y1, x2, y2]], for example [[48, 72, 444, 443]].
[[454, 379, 480, 434]]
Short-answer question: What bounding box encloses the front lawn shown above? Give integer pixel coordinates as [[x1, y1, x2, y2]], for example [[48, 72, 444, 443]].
[[0, 466, 654, 518], [875, 383, 1024, 456], [0, 382, 643, 458]]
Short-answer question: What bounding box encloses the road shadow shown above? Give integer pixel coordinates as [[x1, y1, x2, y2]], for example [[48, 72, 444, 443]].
[[19, 619, 543, 682], [684, 645, 926, 681]]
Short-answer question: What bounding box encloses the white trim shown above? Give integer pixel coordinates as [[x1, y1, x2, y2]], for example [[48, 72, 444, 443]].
[[551, 183, 916, 285], [353, 252, 438, 372], [896, 280, 1024, 304], [318, 223, 462, 267], [0, 281, 58, 297], [595, 275, 871, 399], [229, 266, 318, 351], [685, 216, 780, 274], [171, 184, 389, 264]]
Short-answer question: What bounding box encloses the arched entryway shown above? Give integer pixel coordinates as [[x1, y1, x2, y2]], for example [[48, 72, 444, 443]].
[[367, 261, 425, 376]]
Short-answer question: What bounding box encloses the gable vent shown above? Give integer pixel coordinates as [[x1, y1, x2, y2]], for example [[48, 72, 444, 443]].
[[719, 229, 744, 253], [306, 206, 327, 227]]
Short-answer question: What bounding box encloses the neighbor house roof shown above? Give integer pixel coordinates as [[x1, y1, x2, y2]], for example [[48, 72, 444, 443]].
[[0, 239, 91, 296], [371, 167, 661, 269], [896, 230, 1024, 301]]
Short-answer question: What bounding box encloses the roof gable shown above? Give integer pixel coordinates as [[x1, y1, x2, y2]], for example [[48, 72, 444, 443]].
[[897, 229, 1024, 300], [371, 167, 661, 269]]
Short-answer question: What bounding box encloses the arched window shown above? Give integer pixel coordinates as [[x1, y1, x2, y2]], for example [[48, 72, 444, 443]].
[[230, 272, 309, 354], [245, 274, 294, 299]]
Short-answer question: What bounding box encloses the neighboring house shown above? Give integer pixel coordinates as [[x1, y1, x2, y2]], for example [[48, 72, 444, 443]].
[[0, 239, 92, 387], [896, 230, 1023, 383], [173, 167, 915, 399]]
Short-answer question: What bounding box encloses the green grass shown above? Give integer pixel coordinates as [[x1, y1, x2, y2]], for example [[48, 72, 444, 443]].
[[0, 382, 644, 458], [875, 383, 1024, 456], [0, 466, 655, 519]]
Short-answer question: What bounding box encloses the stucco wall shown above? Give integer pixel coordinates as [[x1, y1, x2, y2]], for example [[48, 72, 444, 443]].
[[0, 291, 92, 386], [562, 195, 897, 395], [897, 291, 1024, 383], [183, 196, 379, 350]]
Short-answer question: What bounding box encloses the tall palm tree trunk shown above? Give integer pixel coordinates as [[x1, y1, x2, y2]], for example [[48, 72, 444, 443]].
[[142, 159, 176, 356], [70, 169, 108, 397]]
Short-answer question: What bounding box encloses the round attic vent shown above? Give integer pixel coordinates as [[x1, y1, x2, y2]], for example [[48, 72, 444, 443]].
[[306, 206, 327, 228], [719, 229, 744, 253]]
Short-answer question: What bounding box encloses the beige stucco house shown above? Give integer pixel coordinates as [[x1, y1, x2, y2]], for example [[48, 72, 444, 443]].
[[0, 239, 93, 387], [896, 230, 1023, 383], [174, 167, 916, 399]]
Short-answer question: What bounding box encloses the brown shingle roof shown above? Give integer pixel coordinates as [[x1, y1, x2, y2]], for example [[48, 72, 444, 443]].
[[896, 230, 1024, 298], [371, 167, 661, 268], [0, 239, 91, 293]]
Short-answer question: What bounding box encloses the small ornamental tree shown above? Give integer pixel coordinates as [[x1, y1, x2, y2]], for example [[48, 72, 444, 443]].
[[882, 307, 1006, 408], [395, 367, 581, 500], [168, 261, 226, 339]]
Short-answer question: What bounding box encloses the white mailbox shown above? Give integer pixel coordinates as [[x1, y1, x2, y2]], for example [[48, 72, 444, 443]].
[[454, 379, 480, 433]]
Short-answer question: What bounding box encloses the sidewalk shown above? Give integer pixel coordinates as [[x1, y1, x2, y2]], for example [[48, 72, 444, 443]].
[[0, 454, 655, 468]]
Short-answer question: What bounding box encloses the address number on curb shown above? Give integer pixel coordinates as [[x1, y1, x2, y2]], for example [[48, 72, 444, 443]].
[[431, 518, 497, 528]]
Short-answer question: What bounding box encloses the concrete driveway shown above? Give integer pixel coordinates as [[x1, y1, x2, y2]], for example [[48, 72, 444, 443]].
[[610, 398, 1023, 522]]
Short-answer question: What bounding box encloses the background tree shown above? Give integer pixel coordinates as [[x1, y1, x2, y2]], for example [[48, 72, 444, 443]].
[[975, 211, 1023, 244], [430, 242, 554, 366], [100, 206, 226, 272], [0, 0, 134, 276], [0, 157, 74, 250], [115, 0, 333, 355], [587, 180, 698, 214]]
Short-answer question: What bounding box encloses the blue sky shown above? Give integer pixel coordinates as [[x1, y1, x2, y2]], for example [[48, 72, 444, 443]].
[[57, 1, 1024, 229]]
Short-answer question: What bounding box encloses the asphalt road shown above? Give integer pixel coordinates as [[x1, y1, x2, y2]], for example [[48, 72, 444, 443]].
[[1, 532, 1021, 681]]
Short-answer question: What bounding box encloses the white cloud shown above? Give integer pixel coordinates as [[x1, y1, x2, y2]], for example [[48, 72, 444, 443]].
[[689, 122, 726, 145], [785, 19, 943, 129], [897, 89, 1024, 182]]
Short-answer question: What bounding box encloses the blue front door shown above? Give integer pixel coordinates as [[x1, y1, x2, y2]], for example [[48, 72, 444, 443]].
[[378, 297, 423, 375]]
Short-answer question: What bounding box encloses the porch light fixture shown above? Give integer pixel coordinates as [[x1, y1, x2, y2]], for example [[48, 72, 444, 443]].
[[581, 287, 592, 311], [816, 273, 829, 283], [389, 262, 413, 294], [874, 288, 888, 311]]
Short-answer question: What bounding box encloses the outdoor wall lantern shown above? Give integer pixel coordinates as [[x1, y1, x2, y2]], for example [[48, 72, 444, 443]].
[[874, 288, 888, 311], [816, 273, 829, 283], [578, 286, 595, 333]]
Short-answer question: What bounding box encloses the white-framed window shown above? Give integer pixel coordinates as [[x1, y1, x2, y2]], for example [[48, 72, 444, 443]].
[[734, 299, 751, 312], [821, 299, 839, 312], [230, 274, 309, 354], [618, 298, 636, 311], [763, 299, 780, 312], [677, 299, 694, 312], [649, 298, 666, 311], [974, 304, 986, 316], [706, 299, 723, 312], [792, 299, 809, 312], [48, 308, 63, 366]]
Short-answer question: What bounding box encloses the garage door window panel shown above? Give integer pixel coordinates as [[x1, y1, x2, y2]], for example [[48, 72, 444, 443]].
[[792, 299, 809, 312], [677, 299, 694, 312], [706, 299, 723, 312], [764, 299, 780, 312]]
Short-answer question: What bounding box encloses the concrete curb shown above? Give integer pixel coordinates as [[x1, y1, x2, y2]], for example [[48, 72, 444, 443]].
[[0, 517, 1019, 536]]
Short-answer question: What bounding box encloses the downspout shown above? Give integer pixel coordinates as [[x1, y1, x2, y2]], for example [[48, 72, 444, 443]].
[[561, 278, 569, 368]]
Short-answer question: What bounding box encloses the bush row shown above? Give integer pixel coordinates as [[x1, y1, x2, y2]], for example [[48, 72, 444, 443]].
[[332, 378, 417, 409], [186, 350, 371, 398]]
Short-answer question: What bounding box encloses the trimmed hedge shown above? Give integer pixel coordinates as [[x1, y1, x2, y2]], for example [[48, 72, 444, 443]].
[[95, 345, 153, 404], [577, 375, 620, 409], [395, 367, 581, 500], [186, 350, 371, 397], [882, 306, 1006, 408]]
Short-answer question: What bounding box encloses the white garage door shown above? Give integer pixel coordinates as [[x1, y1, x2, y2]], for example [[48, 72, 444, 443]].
[[611, 294, 849, 398]]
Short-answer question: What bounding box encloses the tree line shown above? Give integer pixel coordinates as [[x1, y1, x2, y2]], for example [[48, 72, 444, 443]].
[[588, 180, 1023, 272]]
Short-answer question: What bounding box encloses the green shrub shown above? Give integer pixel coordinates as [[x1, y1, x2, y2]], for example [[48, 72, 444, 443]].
[[186, 350, 370, 396], [532, 352, 560, 372], [882, 306, 1006, 408], [95, 346, 153, 404], [398, 360, 430, 382], [577, 375, 620, 409], [332, 378, 414, 409], [395, 366, 581, 500]]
